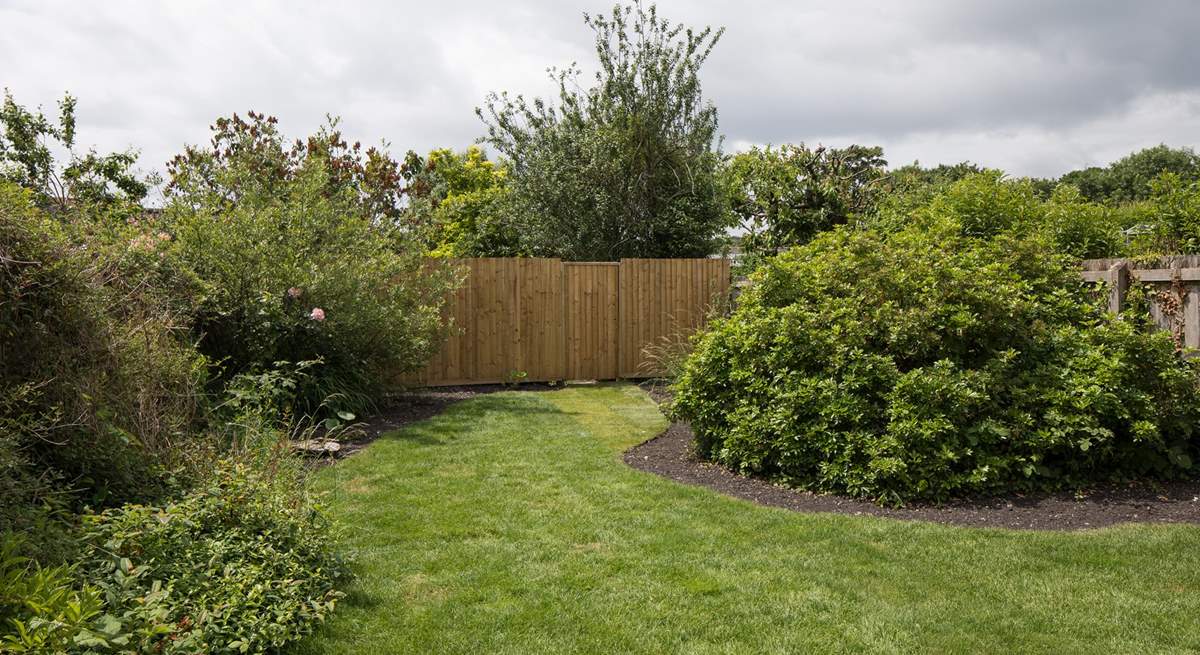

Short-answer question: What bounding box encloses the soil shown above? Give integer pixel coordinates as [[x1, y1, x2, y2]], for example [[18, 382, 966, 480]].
[[626, 384, 1200, 531]]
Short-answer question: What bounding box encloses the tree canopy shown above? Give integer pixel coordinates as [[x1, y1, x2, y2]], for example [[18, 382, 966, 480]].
[[1053, 145, 1200, 204], [723, 144, 886, 258], [478, 2, 729, 260], [401, 146, 522, 257], [0, 90, 147, 211]]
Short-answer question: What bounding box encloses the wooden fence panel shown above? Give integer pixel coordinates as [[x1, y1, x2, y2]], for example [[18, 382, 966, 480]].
[[1081, 256, 1200, 351], [565, 263, 619, 380], [518, 258, 567, 382], [405, 257, 730, 386], [617, 258, 731, 377]]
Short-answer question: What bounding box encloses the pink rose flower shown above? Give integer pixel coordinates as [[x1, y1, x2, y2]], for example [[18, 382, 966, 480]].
[[309, 307, 326, 321], [287, 287, 303, 299]]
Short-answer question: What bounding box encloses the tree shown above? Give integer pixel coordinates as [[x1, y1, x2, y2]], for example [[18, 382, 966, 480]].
[[0, 90, 147, 211], [723, 144, 886, 257], [401, 146, 522, 256], [886, 160, 984, 192], [478, 2, 729, 260], [1057, 145, 1200, 203], [167, 111, 405, 224]]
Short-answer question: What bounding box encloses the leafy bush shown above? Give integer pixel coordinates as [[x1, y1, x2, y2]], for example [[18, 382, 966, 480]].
[[1, 461, 345, 653], [77, 462, 344, 654], [1, 182, 206, 518], [673, 175, 1200, 504], [2, 97, 358, 652], [1131, 172, 1200, 255], [0, 537, 106, 653], [163, 112, 459, 413]]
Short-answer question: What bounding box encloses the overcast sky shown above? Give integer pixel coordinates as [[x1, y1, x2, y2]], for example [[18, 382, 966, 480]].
[[3, 0, 1198, 181]]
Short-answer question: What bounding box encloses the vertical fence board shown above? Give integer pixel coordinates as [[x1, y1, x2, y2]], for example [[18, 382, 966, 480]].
[[616, 258, 731, 378], [406, 257, 730, 385], [564, 263, 619, 380], [1082, 257, 1200, 356]]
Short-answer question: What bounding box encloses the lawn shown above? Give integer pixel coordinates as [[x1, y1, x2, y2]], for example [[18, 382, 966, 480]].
[[293, 383, 1200, 654]]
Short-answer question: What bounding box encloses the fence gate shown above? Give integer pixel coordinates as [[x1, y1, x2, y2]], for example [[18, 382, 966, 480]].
[[401, 257, 730, 386]]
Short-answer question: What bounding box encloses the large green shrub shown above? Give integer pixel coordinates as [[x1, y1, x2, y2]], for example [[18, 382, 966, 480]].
[[1, 462, 345, 653], [163, 112, 459, 413], [1, 182, 206, 520], [673, 175, 1200, 504], [75, 462, 346, 654]]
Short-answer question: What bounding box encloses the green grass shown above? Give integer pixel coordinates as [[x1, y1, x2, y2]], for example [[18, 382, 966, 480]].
[[293, 383, 1200, 654]]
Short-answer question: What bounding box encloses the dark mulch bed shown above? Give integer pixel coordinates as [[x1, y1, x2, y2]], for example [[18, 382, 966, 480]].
[[627, 385, 1200, 531]]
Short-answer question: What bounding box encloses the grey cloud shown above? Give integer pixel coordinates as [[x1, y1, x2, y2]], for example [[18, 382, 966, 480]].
[[1, 0, 1197, 179]]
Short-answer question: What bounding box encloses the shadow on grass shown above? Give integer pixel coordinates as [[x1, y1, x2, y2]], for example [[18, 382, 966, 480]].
[[380, 393, 566, 447], [337, 587, 381, 612]]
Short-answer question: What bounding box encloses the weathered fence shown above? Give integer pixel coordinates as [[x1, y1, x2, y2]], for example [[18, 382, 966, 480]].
[[402, 257, 731, 386], [1081, 256, 1200, 349]]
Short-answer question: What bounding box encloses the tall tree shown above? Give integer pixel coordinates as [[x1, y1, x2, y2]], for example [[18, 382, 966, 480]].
[[478, 2, 728, 260], [723, 144, 886, 257]]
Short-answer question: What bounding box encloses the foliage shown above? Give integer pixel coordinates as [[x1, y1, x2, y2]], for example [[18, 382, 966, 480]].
[[1, 182, 206, 518], [723, 144, 886, 259], [2, 100, 355, 651], [868, 171, 1132, 260], [163, 112, 459, 413], [1041, 184, 1127, 259], [1130, 172, 1200, 255], [1055, 145, 1200, 204], [886, 161, 985, 192], [401, 146, 522, 257], [0, 90, 147, 211], [0, 459, 346, 654], [72, 462, 346, 654], [167, 111, 405, 224], [673, 174, 1200, 504], [478, 2, 729, 260], [0, 537, 104, 653]]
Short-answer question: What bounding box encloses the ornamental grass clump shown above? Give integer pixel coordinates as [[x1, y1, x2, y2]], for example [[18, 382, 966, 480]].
[[673, 174, 1200, 504]]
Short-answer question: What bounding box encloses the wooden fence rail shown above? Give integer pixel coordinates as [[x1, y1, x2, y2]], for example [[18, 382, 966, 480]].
[[1081, 256, 1200, 350], [402, 257, 731, 386]]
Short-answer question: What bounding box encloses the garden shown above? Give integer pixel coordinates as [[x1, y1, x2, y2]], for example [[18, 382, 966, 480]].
[[3, 2, 1200, 653]]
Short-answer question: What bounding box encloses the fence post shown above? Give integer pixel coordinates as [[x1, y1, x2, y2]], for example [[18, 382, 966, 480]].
[[1186, 286, 1200, 352], [1107, 261, 1130, 315]]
